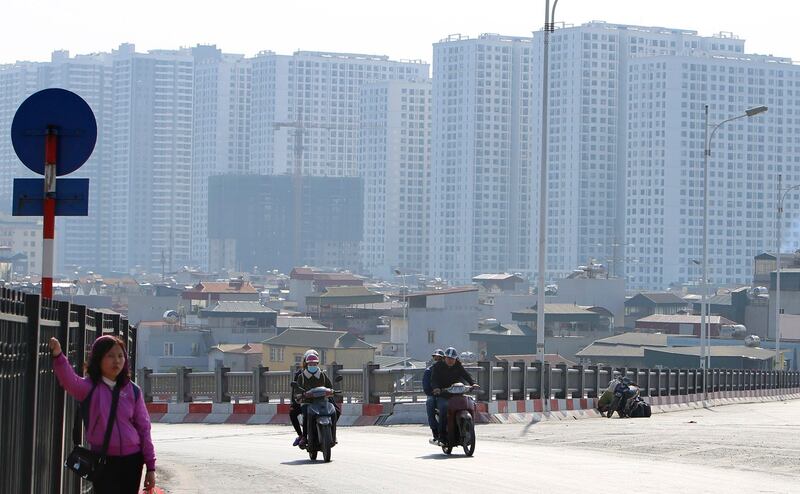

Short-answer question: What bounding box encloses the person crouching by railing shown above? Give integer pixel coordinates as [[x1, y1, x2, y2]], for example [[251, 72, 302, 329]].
[[50, 335, 157, 494]]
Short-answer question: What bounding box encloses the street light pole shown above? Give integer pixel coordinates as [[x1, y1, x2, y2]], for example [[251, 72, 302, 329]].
[[775, 176, 800, 370], [538, 0, 559, 407], [701, 104, 768, 382], [394, 269, 408, 359]]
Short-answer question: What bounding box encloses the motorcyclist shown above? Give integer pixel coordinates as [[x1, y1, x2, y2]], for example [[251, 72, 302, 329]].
[[295, 352, 340, 446], [290, 349, 317, 447], [431, 347, 479, 445], [423, 349, 445, 445]]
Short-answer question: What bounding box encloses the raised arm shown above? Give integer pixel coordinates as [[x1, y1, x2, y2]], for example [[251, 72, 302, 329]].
[[49, 337, 92, 401]]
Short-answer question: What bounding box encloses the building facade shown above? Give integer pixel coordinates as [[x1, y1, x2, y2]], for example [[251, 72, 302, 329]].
[[190, 45, 251, 270], [430, 34, 536, 283], [359, 79, 431, 278]]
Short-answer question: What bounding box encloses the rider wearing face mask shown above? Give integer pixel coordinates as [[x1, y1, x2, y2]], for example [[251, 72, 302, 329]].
[[295, 350, 340, 446]]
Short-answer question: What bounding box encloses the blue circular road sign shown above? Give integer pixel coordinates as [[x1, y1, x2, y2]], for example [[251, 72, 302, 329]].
[[11, 88, 97, 176]]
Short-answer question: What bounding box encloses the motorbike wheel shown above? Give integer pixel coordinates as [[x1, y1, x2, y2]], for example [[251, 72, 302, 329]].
[[461, 419, 476, 457], [320, 425, 333, 463], [307, 422, 317, 461]]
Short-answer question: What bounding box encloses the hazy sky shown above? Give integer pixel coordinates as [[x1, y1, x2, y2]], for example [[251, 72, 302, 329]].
[[2, 0, 798, 64]]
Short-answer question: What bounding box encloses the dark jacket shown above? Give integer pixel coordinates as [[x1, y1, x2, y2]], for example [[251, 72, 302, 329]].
[[290, 368, 303, 406], [422, 366, 434, 396], [430, 359, 474, 396], [296, 369, 333, 404]]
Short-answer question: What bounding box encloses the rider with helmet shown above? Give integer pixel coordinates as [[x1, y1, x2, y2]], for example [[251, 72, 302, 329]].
[[290, 349, 317, 447], [423, 349, 445, 444], [295, 350, 340, 446], [430, 347, 478, 445]]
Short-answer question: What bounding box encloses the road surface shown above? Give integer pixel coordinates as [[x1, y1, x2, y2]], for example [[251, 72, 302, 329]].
[[150, 399, 800, 493]]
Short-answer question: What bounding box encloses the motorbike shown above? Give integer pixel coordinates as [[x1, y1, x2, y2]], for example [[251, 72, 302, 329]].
[[292, 375, 343, 462], [436, 383, 477, 457], [606, 381, 641, 418]]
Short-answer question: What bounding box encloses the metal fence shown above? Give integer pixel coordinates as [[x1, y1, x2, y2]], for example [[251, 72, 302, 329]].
[[138, 361, 800, 405], [0, 288, 136, 494]]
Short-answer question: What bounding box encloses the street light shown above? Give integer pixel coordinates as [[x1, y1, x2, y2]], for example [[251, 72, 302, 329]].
[[775, 175, 800, 370], [701, 104, 768, 375], [537, 0, 559, 409], [394, 269, 408, 359]]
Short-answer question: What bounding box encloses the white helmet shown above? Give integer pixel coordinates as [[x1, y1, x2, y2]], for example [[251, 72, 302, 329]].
[[444, 347, 458, 359], [303, 349, 319, 361]]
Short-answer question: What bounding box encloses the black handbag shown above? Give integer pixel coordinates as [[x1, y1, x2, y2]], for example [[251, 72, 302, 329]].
[[65, 383, 121, 481]]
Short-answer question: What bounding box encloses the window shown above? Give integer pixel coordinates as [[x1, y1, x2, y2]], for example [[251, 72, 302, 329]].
[[294, 353, 303, 366], [163, 342, 174, 356], [191, 343, 199, 356], [270, 346, 284, 362], [427, 330, 436, 344]]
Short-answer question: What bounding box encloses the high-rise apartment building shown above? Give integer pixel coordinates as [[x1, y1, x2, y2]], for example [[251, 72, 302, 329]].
[[430, 34, 536, 283], [527, 22, 789, 290], [625, 43, 800, 290], [250, 51, 429, 177], [0, 62, 39, 212], [111, 44, 194, 273], [359, 79, 431, 278], [190, 45, 251, 270]]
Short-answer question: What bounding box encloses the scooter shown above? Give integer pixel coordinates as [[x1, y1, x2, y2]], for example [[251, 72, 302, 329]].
[[292, 375, 343, 462], [607, 381, 640, 418], [438, 383, 477, 457]]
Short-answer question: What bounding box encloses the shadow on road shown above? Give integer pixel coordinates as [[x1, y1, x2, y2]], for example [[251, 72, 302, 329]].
[[416, 453, 473, 460], [280, 459, 329, 466]]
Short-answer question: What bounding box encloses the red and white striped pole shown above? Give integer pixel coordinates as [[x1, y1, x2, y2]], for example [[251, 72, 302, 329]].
[[42, 127, 57, 299]]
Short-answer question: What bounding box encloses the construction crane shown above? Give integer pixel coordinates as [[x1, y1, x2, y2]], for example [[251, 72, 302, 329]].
[[273, 110, 336, 268]]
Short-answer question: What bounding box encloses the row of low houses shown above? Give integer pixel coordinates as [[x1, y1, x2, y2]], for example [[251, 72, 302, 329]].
[[64, 254, 797, 373]]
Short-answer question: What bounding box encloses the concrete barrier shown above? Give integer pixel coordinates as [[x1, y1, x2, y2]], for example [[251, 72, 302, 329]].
[[146, 387, 800, 426], [146, 402, 387, 426]]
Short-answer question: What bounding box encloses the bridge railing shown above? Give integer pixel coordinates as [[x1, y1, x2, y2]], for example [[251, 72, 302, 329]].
[[0, 288, 136, 494], [137, 361, 800, 405]]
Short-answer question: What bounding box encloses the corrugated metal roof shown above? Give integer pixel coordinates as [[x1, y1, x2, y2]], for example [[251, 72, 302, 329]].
[[595, 332, 669, 347], [637, 314, 735, 325], [516, 304, 595, 315], [472, 273, 523, 281], [575, 344, 647, 358], [276, 316, 327, 330], [645, 346, 783, 360], [626, 292, 686, 305], [203, 301, 276, 314], [187, 281, 258, 294], [263, 328, 374, 349], [407, 286, 479, 298], [210, 343, 264, 354]]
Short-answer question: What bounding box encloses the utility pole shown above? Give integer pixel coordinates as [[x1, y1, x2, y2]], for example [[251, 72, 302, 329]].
[[273, 110, 335, 268]]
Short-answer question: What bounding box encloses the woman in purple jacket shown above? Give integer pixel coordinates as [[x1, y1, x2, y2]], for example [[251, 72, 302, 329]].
[[50, 335, 156, 493]]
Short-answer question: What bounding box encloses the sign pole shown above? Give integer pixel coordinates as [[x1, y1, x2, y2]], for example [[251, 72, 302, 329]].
[[42, 127, 57, 299]]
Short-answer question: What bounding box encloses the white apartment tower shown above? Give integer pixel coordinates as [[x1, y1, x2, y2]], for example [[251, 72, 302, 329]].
[[625, 43, 800, 290], [190, 45, 251, 270], [430, 34, 536, 283], [359, 79, 431, 278], [250, 51, 429, 178], [0, 62, 39, 214], [111, 44, 194, 273]]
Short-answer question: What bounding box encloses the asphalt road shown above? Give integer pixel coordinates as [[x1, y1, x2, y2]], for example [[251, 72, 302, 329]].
[[150, 400, 800, 493]]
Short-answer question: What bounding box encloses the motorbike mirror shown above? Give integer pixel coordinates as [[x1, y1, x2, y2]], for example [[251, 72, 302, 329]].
[[334, 375, 344, 383]]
